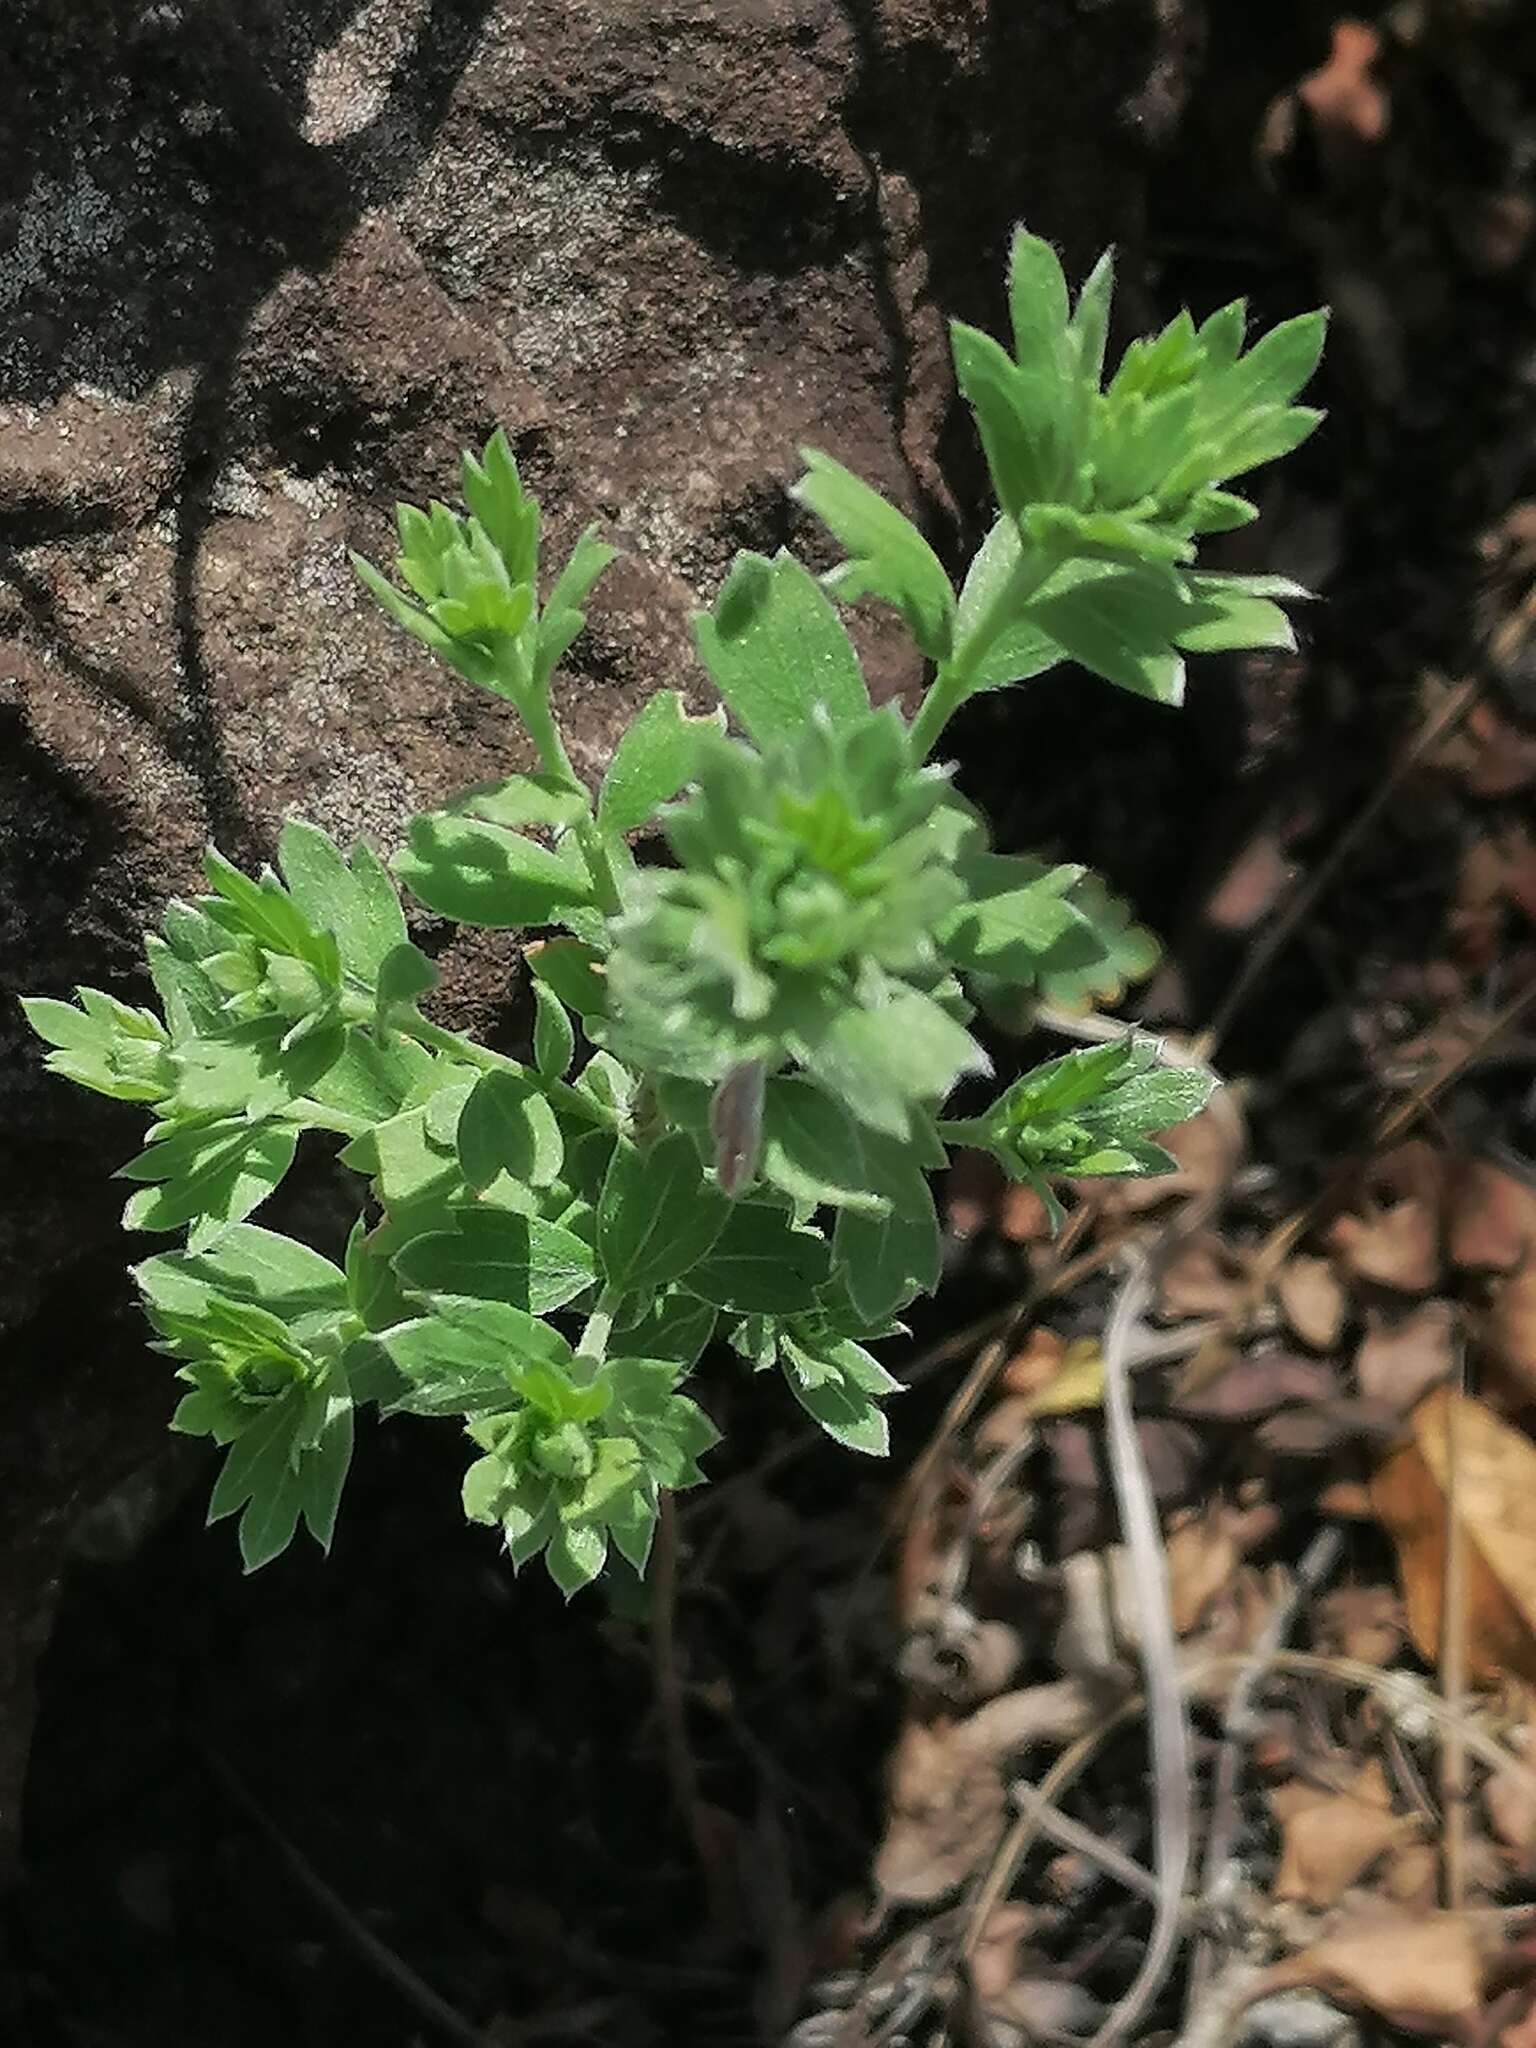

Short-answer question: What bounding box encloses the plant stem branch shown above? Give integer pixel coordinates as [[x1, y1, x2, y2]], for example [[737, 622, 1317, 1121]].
[[906, 542, 1056, 760], [401, 1014, 615, 1130]]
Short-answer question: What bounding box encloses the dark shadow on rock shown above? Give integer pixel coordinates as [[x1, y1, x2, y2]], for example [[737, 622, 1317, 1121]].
[[1, 0, 498, 859]]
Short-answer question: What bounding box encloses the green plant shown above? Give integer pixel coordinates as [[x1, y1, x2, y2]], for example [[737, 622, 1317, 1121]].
[[24, 233, 1324, 1588]]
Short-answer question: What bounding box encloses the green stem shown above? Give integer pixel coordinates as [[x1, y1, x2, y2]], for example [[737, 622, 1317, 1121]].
[[906, 542, 1060, 762], [510, 671, 625, 918], [279, 1099, 372, 1139], [574, 1289, 621, 1375], [401, 1014, 616, 1130]]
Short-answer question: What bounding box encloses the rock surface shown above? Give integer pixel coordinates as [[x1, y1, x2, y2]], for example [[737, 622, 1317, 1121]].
[[0, 0, 1169, 1858]]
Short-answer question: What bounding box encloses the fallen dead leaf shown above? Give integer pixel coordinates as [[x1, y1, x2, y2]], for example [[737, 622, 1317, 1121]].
[[1313, 1586, 1405, 1667], [1205, 828, 1297, 932], [1371, 1387, 1536, 1683], [1440, 697, 1536, 798], [1330, 1201, 1441, 1294], [1486, 1727, 1536, 1865], [1270, 1760, 1416, 1907], [874, 1681, 1096, 1903], [1449, 1159, 1536, 1273], [1328, 1143, 1445, 1295], [1251, 1907, 1489, 2032], [1159, 1231, 1249, 1318], [1000, 1326, 1066, 1397], [1381, 1840, 1439, 1910], [1298, 19, 1390, 149], [1487, 1260, 1536, 1397], [1356, 1301, 1457, 1414], [1173, 1350, 1341, 1422], [1277, 1254, 1349, 1350], [1166, 1500, 1279, 1636]]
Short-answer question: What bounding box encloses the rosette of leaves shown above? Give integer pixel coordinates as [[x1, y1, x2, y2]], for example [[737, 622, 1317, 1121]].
[[799, 228, 1325, 749], [603, 695, 990, 1131], [947, 1036, 1215, 1229], [135, 1225, 369, 1569], [383, 1295, 716, 1591]]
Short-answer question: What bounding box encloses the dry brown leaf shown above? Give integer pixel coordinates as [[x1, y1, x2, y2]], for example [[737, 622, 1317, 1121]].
[[1371, 1387, 1536, 1684], [1485, 1728, 1536, 1863], [1252, 1907, 1489, 2032], [1277, 1254, 1349, 1350], [1173, 1350, 1341, 1422], [1159, 1231, 1248, 1318], [1381, 1840, 1439, 1909], [1330, 1200, 1441, 1294], [999, 1179, 1049, 1244], [1166, 1501, 1280, 1636], [1270, 1761, 1415, 1906], [1313, 1586, 1405, 1667], [1297, 20, 1389, 149], [1000, 1326, 1066, 1397], [969, 1904, 1048, 2005], [1205, 828, 1297, 932], [1488, 1261, 1536, 1395], [1357, 1301, 1457, 1414], [1328, 1142, 1445, 1295], [1449, 1159, 1536, 1273], [874, 1682, 1095, 1902]]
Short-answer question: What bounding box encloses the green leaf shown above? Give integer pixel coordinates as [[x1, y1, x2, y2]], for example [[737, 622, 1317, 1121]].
[[375, 942, 439, 1023], [526, 939, 608, 1022], [451, 773, 588, 833], [546, 1521, 607, 1597], [1069, 246, 1114, 391], [791, 450, 956, 660], [950, 319, 1065, 516], [693, 549, 869, 749], [1023, 870, 1161, 1009], [952, 517, 1060, 696], [383, 1295, 573, 1418], [758, 1075, 887, 1216], [833, 1145, 940, 1323], [1027, 559, 1191, 705], [615, 1291, 718, 1370], [533, 984, 576, 1080], [395, 814, 596, 930], [780, 1328, 900, 1456], [456, 1070, 564, 1190], [682, 1201, 832, 1313], [392, 1207, 595, 1313], [344, 1101, 459, 1207], [1208, 309, 1328, 424], [277, 821, 408, 987], [598, 690, 719, 838], [460, 428, 539, 588], [1173, 570, 1307, 655], [535, 526, 616, 689], [1007, 228, 1071, 383], [941, 854, 1086, 983], [136, 1225, 346, 1321], [121, 1120, 299, 1245], [597, 1132, 731, 1296], [802, 991, 989, 1139]]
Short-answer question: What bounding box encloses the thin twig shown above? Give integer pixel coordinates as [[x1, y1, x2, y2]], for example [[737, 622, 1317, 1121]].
[[1196, 677, 1481, 1061], [1009, 1780, 1160, 1902], [1087, 1258, 1193, 2048], [201, 1744, 486, 2048], [649, 1493, 713, 1880], [1187, 1525, 1343, 2009]]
